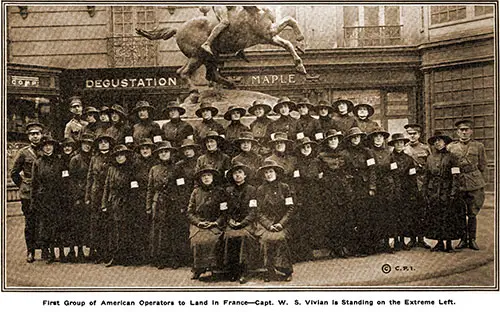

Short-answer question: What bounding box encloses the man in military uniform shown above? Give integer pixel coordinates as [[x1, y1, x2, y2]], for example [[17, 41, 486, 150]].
[[10, 122, 44, 263], [447, 120, 487, 250], [403, 123, 432, 249], [64, 96, 88, 141]]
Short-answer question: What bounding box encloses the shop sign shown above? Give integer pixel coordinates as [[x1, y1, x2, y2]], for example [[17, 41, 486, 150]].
[[9, 75, 40, 87], [249, 74, 297, 85], [85, 77, 177, 89]]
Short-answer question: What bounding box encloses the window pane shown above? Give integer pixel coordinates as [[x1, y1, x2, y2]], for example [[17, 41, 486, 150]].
[[384, 6, 400, 25], [364, 6, 379, 26], [343, 6, 359, 26]]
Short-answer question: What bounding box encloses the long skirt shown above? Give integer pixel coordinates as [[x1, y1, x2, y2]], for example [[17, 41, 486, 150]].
[[223, 227, 260, 272], [426, 198, 466, 241], [150, 211, 189, 266], [189, 226, 223, 270], [259, 229, 293, 273]]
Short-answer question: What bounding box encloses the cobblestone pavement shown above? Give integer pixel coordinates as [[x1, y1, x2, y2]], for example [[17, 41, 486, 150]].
[[3, 202, 496, 289]]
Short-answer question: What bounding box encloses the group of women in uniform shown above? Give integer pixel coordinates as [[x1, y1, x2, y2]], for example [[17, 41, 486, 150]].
[[17, 96, 466, 284]]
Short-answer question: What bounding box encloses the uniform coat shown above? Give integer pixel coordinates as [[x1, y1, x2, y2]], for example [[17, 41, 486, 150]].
[[69, 151, 92, 247], [332, 114, 358, 134], [147, 161, 188, 267], [266, 115, 303, 141], [187, 184, 226, 270], [265, 152, 297, 185], [194, 119, 225, 143], [196, 150, 231, 178], [423, 148, 464, 240], [297, 115, 322, 140], [255, 180, 295, 274], [162, 118, 194, 147], [357, 119, 379, 134], [64, 118, 88, 141], [132, 120, 161, 143]]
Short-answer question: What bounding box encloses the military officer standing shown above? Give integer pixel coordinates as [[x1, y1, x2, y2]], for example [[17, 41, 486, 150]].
[[11, 122, 44, 263], [64, 96, 88, 141], [403, 123, 432, 249], [447, 120, 487, 250]]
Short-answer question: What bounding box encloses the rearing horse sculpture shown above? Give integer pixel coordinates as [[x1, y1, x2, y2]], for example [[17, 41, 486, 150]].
[[136, 6, 306, 91]]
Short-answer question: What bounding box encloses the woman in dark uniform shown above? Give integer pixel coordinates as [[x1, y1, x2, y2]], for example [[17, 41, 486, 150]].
[[187, 166, 226, 280], [131, 101, 162, 143], [255, 160, 295, 282], [424, 131, 462, 253]]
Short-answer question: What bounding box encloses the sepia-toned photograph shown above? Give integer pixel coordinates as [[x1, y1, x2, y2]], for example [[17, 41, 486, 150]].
[[1, 0, 498, 295]]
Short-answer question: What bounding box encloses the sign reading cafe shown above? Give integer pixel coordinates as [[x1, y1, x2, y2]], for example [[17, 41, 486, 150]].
[[86, 76, 177, 89]]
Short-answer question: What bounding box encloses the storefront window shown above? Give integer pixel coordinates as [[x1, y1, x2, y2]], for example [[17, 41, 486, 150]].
[[109, 6, 158, 67]]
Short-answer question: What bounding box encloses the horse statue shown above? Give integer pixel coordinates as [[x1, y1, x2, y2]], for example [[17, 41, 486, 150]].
[[136, 6, 306, 91]]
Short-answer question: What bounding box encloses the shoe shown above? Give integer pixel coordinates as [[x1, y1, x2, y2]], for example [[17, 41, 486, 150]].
[[239, 276, 248, 284], [201, 43, 214, 56], [59, 254, 68, 263], [393, 240, 402, 252], [66, 250, 76, 263], [339, 246, 349, 258], [469, 239, 480, 250], [283, 273, 293, 282], [416, 240, 431, 249], [406, 239, 417, 248], [401, 242, 411, 251], [172, 262, 180, 270], [41, 249, 49, 260], [76, 253, 86, 263], [105, 258, 115, 267], [191, 271, 202, 280], [26, 251, 35, 263], [456, 239, 468, 249], [157, 264, 166, 270], [431, 241, 445, 252], [263, 275, 271, 282], [46, 253, 55, 264]]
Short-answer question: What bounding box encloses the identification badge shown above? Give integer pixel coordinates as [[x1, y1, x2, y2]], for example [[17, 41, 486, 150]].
[[125, 136, 133, 143], [249, 199, 257, 208], [187, 135, 194, 140], [62, 170, 69, 178], [315, 132, 324, 140], [296, 132, 305, 140], [130, 181, 139, 188], [153, 135, 162, 143], [293, 170, 300, 178], [285, 197, 294, 205], [409, 168, 417, 175], [367, 158, 375, 166], [318, 172, 324, 179], [451, 167, 461, 175], [220, 202, 228, 211], [176, 178, 185, 186], [390, 162, 398, 170], [220, 134, 225, 139]]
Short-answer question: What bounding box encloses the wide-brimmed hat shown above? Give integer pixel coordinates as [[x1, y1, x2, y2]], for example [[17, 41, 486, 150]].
[[132, 100, 155, 114], [353, 103, 375, 118], [194, 165, 220, 181], [273, 96, 296, 113], [233, 131, 258, 145], [367, 126, 390, 139], [111, 144, 133, 157], [332, 99, 354, 114], [80, 133, 95, 144], [136, 138, 155, 150], [224, 105, 247, 120], [257, 159, 285, 178], [153, 140, 176, 154], [226, 162, 252, 182], [268, 132, 294, 150], [388, 133, 410, 146], [296, 137, 318, 149], [323, 129, 344, 142], [248, 99, 272, 115], [455, 119, 473, 129], [109, 104, 127, 118], [94, 134, 115, 148], [203, 130, 225, 145], [40, 135, 58, 146], [99, 106, 112, 114], [314, 100, 335, 114], [296, 97, 315, 110], [163, 100, 186, 116], [179, 138, 201, 151], [344, 127, 367, 140], [60, 137, 77, 148], [195, 101, 219, 118], [84, 106, 99, 116], [25, 121, 44, 133], [428, 131, 453, 145], [404, 123, 423, 132]]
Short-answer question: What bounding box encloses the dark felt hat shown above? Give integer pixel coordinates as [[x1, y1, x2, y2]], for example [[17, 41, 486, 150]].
[[109, 104, 127, 118], [224, 105, 247, 120], [273, 96, 296, 113], [257, 159, 285, 178], [314, 100, 335, 114], [163, 100, 186, 116], [332, 99, 354, 114], [296, 97, 315, 110], [111, 144, 133, 157], [428, 131, 453, 145], [388, 133, 410, 146], [153, 140, 176, 154], [353, 103, 375, 118], [194, 165, 220, 181], [367, 126, 390, 139], [40, 135, 58, 146], [203, 130, 225, 145], [136, 138, 155, 150], [132, 100, 155, 113], [296, 136, 318, 149], [344, 127, 367, 140], [226, 162, 252, 182], [195, 101, 219, 118], [179, 138, 201, 151], [60, 137, 77, 147], [268, 132, 294, 150], [323, 129, 344, 142], [94, 134, 115, 148], [84, 106, 99, 116], [233, 131, 259, 145], [80, 133, 95, 143], [248, 99, 272, 115]]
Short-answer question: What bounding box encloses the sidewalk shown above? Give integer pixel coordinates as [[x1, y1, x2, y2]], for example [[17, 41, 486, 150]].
[[3, 201, 496, 288]]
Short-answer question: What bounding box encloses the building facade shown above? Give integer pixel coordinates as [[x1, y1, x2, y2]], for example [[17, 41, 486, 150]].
[[5, 4, 496, 192]]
